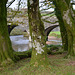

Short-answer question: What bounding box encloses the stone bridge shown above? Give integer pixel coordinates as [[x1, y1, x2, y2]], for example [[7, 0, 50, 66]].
[[7, 8, 59, 36], [8, 25, 59, 38], [7, 15, 59, 35]]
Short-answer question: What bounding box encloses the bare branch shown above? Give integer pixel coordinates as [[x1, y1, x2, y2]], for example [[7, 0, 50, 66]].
[[42, 13, 55, 20], [41, 11, 54, 16], [7, 0, 15, 8], [17, 0, 21, 11], [7, 0, 21, 22], [42, 19, 58, 24]]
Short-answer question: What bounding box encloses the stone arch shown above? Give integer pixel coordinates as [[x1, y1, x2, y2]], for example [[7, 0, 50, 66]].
[[8, 25, 18, 35], [44, 25, 59, 40]]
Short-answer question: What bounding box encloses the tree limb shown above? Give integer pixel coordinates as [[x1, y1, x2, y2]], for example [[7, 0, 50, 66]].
[[7, 0, 21, 22], [7, 0, 15, 8], [41, 11, 54, 16], [42, 19, 58, 24]]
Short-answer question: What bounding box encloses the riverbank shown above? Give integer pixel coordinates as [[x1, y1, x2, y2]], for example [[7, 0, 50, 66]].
[[46, 36, 62, 45], [0, 54, 75, 75]]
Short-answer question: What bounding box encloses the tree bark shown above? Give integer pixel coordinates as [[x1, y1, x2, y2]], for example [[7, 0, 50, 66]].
[[28, 0, 49, 67], [54, 3, 68, 51], [53, 0, 75, 56], [0, 0, 15, 66]]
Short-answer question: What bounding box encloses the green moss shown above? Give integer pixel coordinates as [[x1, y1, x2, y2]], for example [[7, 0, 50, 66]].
[[28, 0, 49, 67], [0, 0, 16, 66], [53, 0, 75, 56], [14, 49, 32, 59]]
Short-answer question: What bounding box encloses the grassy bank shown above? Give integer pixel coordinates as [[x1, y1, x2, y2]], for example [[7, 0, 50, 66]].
[[0, 54, 75, 75], [50, 31, 61, 35], [10, 28, 29, 36], [10, 28, 23, 35], [49, 31, 61, 38], [3, 31, 75, 75]]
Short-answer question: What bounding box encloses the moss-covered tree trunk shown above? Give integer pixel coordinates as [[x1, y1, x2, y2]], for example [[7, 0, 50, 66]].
[[28, 0, 49, 67], [53, 0, 75, 56], [0, 0, 15, 66], [54, 5, 68, 51]]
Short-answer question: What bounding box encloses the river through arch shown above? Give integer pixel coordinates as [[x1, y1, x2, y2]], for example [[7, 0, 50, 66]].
[[9, 26, 62, 52]]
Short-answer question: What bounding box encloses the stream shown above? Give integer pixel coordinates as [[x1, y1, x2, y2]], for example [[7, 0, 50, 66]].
[[10, 35, 62, 52], [10, 35, 30, 52]]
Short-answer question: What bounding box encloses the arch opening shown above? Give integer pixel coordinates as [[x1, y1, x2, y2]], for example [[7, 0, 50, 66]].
[[45, 25, 62, 45], [8, 25, 29, 52], [8, 25, 18, 35]]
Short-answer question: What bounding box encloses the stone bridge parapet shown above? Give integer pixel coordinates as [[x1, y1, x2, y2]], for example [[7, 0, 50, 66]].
[[7, 8, 59, 32]]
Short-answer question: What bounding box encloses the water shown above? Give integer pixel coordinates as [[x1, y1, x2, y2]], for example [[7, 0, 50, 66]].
[[10, 35, 62, 52], [10, 35, 30, 52]]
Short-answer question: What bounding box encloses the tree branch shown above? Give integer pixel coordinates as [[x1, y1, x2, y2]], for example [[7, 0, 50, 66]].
[[7, 0, 21, 22], [41, 11, 54, 16], [42, 19, 58, 24], [42, 13, 55, 20], [7, 0, 15, 8]]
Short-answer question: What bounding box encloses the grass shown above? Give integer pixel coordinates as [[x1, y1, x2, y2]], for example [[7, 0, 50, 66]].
[[3, 31, 74, 75], [10, 29, 23, 35], [10, 28, 29, 36], [49, 31, 61, 38], [50, 31, 61, 35], [0, 54, 75, 75]]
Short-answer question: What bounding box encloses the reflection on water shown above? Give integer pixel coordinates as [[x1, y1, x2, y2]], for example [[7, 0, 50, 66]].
[[10, 35, 62, 52], [10, 35, 30, 52]]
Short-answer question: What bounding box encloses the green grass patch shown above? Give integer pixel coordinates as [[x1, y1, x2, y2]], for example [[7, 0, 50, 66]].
[[50, 31, 61, 35], [10, 29, 23, 35], [0, 54, 75, 75], [10, 28, 29, 36], [49, 31, 61, 38]]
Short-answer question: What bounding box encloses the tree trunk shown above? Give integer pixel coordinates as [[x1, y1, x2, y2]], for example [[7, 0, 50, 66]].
[[53, 0, 75, 56], [0, 0, 15, 66], [54, 3, 68, 51], [28, 0, 49, 67]]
